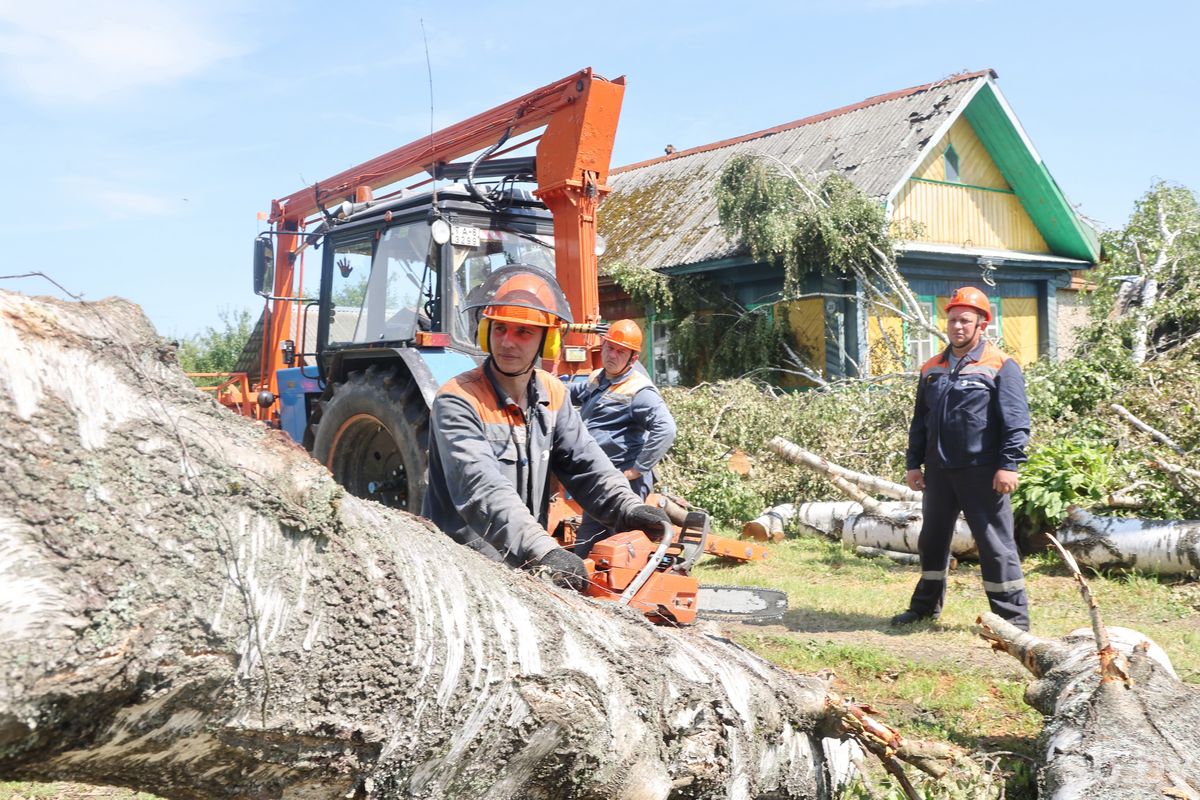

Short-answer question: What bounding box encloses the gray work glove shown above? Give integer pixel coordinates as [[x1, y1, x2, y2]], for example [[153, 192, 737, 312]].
[[532, 547, 589, 593], [620, 504, 672, 540]]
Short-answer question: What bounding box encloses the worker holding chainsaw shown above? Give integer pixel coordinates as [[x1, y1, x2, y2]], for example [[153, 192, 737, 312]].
[[893, 287, 1032, 631], [568, 319, 677, 556], [423, 266, 672, 591]]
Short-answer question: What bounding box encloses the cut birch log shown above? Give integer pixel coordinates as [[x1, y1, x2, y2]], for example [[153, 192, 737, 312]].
[[979, 613, 1199, 799], [767, 437, 921, 502], [781, 501, 979, 560], [763, 438, 981, 556], [1057, 507, 1200, 575], [742, 503, 793, 542], [843, 510, 978, 561], [0, 291, 968, 798], [794, 500, 866, 537]]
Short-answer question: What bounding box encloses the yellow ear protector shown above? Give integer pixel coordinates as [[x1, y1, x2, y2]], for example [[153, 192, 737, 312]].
[[477, 319, 562, 360]]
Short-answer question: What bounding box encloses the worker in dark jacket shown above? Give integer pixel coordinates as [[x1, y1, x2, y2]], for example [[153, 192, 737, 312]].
[[423, 267, 671, 591], [568, 319, 677, 556], [893, 286, 1032, 631]]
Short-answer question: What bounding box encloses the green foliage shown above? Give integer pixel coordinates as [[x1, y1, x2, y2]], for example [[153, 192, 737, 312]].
[[716, 155, 894, 296], [657, 379, 914, 524], [1023, 337, 1136, 422], [1087, 182, 1200, 355], [178, 308, 253, 376], [602, 260, 675, 311], [1012, 438, 1115, 529], [684, 466, 764, 526], [602, 261, 791, 384], [671, 308, 789, 384]]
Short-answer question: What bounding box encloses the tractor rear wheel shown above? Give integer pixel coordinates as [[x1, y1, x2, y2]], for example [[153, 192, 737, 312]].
[[311, 365, 428, 511]]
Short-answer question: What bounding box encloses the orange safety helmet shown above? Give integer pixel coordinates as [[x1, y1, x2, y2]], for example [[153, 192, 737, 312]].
[[944, 286, 992, 322], [602, 319, 643, 353], [466, 266, 573, 359], [482, 273, 562, 328]]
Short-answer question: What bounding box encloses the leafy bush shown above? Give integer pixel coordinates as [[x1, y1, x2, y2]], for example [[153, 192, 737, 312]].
[[656, 379, 914, 525], [685, 468, 764, 526], [1012, 438, 1115, 529], [1024, 337, 1136, 423]]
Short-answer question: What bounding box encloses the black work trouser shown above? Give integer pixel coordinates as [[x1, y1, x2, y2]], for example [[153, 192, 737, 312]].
[[907, 464, 1029, 630]]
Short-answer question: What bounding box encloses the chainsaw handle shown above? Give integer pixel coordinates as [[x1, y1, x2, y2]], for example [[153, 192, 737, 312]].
[[616, 520, 675, 606]]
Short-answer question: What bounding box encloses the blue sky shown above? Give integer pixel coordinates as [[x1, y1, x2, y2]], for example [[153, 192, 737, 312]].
[[1, 0, 1195, 339]]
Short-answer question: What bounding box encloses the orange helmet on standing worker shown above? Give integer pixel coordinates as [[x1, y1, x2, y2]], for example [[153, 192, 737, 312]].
[[944, 287, 992, 322], [602, 319, 643, 353]]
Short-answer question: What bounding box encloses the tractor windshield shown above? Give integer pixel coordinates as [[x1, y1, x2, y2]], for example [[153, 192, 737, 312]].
[[447, 226, 556, 346], [327, 220, 436, 346]]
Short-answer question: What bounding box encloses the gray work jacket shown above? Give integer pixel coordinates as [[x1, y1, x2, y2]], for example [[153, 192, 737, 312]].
[[423, 362, 641, 567]]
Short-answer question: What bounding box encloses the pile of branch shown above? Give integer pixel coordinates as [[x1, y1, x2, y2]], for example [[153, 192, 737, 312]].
[[754, 438, 977, 561], [0, 292, 965, 799], [979, 538, 1200, 798]]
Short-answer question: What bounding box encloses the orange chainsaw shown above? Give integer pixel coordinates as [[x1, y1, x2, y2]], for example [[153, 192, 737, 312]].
[[575, 494, 788, 626]]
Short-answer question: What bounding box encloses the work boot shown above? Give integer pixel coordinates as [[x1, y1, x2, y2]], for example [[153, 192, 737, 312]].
[[890, 609, 937, 626]]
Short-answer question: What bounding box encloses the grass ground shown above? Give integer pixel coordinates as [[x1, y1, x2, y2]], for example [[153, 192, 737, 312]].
[[6, 533, 1198, 799], [695, 531, 1200, 798]]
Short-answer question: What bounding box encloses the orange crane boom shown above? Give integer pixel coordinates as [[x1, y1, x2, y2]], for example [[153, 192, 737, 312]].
[[261, 69, 625, 403]]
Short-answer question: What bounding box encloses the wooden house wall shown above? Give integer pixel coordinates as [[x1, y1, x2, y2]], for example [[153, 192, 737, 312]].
[[865, 285, 1040, 374], [777, 297, 826, 387], [892, 118, 1051, 254]]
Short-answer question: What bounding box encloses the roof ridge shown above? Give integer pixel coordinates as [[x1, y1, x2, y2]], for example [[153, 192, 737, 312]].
[[612, 69, 997, 175]]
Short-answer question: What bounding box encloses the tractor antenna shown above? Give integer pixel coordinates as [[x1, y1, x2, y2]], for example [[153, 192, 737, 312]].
[[421, 19, 438, 211]]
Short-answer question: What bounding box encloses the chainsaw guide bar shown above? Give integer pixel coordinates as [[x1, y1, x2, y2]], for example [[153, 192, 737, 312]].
[[697, 586, 789, 621]]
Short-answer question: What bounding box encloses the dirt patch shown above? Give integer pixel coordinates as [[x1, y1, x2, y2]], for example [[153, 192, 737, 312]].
[[723, 617, 1029, 679]]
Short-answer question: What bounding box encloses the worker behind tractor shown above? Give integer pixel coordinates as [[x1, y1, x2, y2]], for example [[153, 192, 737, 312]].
[[893, 286, 1032, 631], [568, 320, 677, 557], [423, 266, 672, 591]]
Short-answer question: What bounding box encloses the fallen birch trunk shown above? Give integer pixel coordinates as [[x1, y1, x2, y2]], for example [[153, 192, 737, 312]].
[[772, 501, 978, 560], [767, 438, 921, 502], [842, 510, 977, 560], [0, 292, 976, 798], [794, 501, 866, 537], [1057, 507, 1200, 575]]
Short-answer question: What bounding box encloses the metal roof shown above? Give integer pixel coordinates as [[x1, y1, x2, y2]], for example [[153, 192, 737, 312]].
[[598, 71, 994, 272]]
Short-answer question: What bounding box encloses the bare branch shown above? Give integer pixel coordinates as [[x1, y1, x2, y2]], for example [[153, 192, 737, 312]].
[[1110, 403, 1184, 453], [1045, 533, 1130, 685]]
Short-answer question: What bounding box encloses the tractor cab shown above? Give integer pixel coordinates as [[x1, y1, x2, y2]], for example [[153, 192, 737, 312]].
[[308, 184, 557, 361], [245, 68, 624, 513]]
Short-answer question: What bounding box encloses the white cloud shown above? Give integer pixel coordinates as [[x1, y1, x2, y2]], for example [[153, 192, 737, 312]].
[[0, 1, 239, 105]]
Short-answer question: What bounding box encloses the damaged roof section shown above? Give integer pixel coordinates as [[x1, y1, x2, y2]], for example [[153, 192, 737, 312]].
[[600, 70, 992, 272]]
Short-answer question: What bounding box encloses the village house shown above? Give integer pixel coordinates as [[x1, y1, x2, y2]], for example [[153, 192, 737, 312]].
[[597, 69, 1100, 384]]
